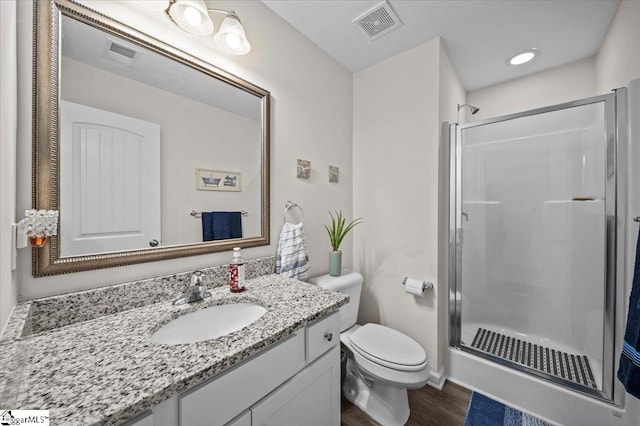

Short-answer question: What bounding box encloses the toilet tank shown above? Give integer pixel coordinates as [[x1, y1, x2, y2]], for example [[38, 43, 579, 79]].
[[308, 270, 363, 332]]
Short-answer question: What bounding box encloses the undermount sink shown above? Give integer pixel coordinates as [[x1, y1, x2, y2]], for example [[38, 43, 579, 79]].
[[151, 303, 267, 345]]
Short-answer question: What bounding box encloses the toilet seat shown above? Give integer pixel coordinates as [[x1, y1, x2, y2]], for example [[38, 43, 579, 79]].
[[350, 324, 428, 372], [342, 324, 430, 389], [347, 341, 430, 388]]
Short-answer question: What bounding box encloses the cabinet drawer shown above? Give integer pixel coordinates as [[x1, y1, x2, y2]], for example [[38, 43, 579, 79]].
[[306, 312, 340, 363], [180, 332, 305, 426]]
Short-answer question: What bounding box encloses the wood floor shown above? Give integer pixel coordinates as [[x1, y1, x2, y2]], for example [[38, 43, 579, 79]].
[[341, 381, 472, 426]]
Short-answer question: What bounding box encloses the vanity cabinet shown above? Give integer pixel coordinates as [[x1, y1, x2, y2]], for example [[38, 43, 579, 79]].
[[251, 346, 340, 426], [126, 312, 340, 426], [125, 412, 153, 426], [180, 331, 306, 425], [226, 411, 251, 426]]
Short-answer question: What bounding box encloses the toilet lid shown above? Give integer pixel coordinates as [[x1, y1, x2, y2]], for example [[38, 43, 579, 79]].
[[349, 324, 427, 371]]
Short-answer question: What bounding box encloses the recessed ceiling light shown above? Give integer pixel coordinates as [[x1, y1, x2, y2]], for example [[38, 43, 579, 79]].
[[508, 49, 539, 65]]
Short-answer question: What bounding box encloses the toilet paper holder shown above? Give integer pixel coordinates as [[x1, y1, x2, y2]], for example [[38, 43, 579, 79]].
[[401, 277, 434, 291]]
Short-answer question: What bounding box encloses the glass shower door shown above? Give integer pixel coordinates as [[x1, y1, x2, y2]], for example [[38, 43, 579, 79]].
[[450, 94, 618, 400]]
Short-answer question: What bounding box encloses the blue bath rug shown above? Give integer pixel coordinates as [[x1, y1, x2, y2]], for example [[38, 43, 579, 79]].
[[464, 392, 553, 426]]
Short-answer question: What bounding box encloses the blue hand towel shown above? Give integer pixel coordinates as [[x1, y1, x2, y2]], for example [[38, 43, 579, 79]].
[[618, 228, 640, 398], [229, 211, 243, 239], [201, 212, 214, 242], [212, 211, 230, 240]]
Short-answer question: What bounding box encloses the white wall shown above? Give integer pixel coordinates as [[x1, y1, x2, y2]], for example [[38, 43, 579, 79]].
[[354, 38, 463, 375], [0, 0, 18, 331], [596, 0, 640, 94], [439, 47, 467, 126], [16, 0, 353, 300], [467, 57, 596, 122], [62, 58, 262, 245]]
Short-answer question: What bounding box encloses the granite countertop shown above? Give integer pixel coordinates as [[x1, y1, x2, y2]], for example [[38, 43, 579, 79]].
[[0, 273, 348, 425]]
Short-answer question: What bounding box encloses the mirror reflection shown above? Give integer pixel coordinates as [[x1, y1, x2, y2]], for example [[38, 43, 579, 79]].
[[58, 15, 263, 257]]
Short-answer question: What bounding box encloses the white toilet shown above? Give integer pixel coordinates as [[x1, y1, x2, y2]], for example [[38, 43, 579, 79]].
[[308, 270, 429, 426]]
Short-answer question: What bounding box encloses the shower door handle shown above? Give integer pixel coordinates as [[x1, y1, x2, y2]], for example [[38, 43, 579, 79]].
[[457, 210, 467, 246]]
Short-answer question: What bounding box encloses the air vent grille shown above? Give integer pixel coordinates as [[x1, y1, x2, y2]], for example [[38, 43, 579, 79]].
[[103, 40, 140, 66], [353, 1, 402, 40], [109, 42, 137, 59]]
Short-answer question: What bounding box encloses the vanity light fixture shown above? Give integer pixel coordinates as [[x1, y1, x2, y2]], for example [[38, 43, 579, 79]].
[[168, 0, 213, 35], [507, 48, 539, 65], [213, 11, 251, 55], [135, 0, 251, 55]]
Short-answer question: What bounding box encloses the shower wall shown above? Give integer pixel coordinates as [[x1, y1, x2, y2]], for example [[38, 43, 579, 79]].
[[459, 101, 607, 376]]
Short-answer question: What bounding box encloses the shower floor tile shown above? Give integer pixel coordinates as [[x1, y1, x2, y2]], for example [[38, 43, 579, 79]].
[[470, 327, 598, 389]]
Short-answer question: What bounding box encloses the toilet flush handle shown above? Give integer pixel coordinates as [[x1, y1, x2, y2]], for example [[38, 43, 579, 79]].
[[324, 332, 333, 342]]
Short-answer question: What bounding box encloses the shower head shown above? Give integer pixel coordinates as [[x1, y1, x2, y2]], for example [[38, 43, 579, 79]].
[[456, 103, 480, 124], [457, 103, 480, 115]]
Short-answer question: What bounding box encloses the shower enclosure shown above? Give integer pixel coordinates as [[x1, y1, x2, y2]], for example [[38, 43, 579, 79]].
[[448, 91, 627, 404]]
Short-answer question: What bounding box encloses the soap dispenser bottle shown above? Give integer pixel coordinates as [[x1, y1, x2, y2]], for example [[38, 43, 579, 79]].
[[229, 247, 246, 292]]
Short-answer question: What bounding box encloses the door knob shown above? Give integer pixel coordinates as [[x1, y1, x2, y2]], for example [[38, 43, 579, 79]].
[[149, 239, 159, 247], [324, 332, 333, 342]]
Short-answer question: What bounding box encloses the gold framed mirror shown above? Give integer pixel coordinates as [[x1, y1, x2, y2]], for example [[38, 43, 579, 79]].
[[33, 0, 270, 276]]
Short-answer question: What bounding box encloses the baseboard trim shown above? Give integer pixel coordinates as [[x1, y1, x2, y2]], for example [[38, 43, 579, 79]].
[[426, 367, 446, 390]]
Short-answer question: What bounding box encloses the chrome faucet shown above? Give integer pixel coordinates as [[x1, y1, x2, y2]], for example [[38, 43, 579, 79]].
[[172, 271, 211, 305]]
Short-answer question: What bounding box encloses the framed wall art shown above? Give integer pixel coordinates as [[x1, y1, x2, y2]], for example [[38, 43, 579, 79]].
[[196, 168, 242, 192]]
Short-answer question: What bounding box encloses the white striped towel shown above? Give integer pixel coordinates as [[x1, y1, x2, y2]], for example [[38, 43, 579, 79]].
[[275, 222, 310, 280]]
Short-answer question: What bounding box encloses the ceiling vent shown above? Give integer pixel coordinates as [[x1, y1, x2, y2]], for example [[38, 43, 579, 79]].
[[353, 1, 402, 41], [103, 40, 140, 66]]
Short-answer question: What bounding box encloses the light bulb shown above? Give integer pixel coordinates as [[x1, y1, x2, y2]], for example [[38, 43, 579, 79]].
[[510, 52, 534, 65], [225, 33, 241, 49], [213, 12, 251, 55], [508, 49, 538, 65], [184, 6, 202, 26]]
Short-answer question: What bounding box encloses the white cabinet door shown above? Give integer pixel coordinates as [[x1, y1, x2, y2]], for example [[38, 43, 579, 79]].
[[225, 411, 251, 426], [123, 412, 153, 426], [60, 100, 161, 256], [251, 346, 340, 426]]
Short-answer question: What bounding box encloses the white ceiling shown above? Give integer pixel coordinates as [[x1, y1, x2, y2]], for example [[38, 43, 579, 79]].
[[61, 15, 261, 120], [261, 0, 621, 91]]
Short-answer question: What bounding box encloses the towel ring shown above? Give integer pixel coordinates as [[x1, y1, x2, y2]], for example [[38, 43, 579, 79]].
[[283, 201, 304, 225]]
